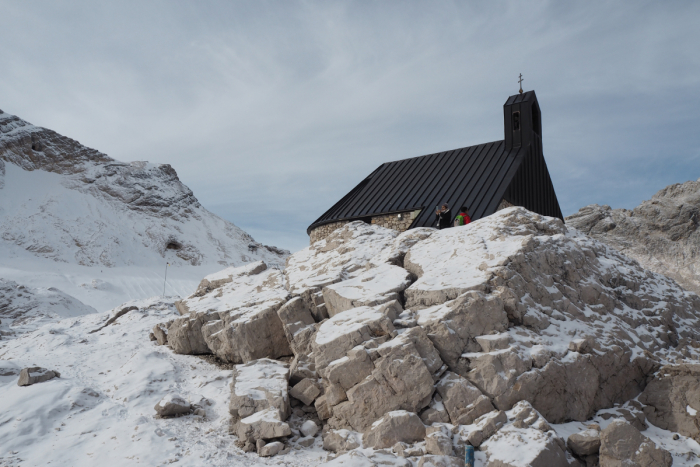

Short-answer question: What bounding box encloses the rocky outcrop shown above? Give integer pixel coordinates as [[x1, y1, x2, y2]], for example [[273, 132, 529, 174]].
[[638, 364, 700, 442], [599, 419, 672, 466], [362, 411, 426, 449], [152, 208, 700, 460], [480, 401, 569, 467], [566, 178, 700, 295], [322, 263, 413, 317], [164, 262, 293, 363], [0, 109, 288, 268]]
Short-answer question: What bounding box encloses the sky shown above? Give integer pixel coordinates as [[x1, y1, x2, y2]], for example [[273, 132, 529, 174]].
[[1, 1, 699, 253]]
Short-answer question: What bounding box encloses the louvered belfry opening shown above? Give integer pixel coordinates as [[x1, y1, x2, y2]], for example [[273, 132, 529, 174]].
[[308, 90, 563, 242]]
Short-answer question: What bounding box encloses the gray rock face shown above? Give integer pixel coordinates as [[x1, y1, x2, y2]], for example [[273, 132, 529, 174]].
[[167, 264, 292, 363], [322, 263, 414, 317], [154, 394, 192, 417], [638, 363, 700, 442], [416, 292, 509, 374], [289, 378, 321, 406], [17, 367, 60, 386], [229, 359, 290, 421], [567, 427, 601, 457], [312, 302, 397, 371], [566, 179, 700, 295], [461, 409, 508, 448], [362, 411, 426, 449], [599, 419, 672, 467], [323, 429, 362, 453], [276, 297, 317, 357], [481, 402, 569, 467], [425, 429, 453, 456], [330, 336, 435, 431], [258, 441, 284, 457], [435, 371, 494, 425], [236, 407, 292, 442]]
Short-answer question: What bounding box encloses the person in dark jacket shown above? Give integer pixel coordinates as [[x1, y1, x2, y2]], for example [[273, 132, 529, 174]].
[[435, 203, 452, 229]]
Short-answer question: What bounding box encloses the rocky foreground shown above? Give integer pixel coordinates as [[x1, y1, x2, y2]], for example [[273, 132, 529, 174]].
[[148, 207, 700, 466]]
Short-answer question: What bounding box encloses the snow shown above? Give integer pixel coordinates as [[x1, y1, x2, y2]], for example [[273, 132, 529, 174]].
[[233, 359, 288, 399], [0, 156, 287, 312], [315, 305, 389, 346], [285, 221, 398, 294], [687, 405, 698, 416], [0, 297, 329, 466]]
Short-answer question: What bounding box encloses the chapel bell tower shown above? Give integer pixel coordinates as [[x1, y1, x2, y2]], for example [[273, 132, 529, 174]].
[[503, 90, 543, 152]]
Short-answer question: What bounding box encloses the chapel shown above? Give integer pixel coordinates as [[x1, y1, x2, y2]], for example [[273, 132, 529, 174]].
[[307, 89, 563, 244]]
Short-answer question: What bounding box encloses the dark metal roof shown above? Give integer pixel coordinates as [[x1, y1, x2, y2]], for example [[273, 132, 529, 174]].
[[308, 90, 563, 234]]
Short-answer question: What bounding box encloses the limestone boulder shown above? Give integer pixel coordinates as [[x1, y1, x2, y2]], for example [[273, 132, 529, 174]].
[[420, 395, 451, 425], [370, 227, 435, 267], [167, 313, 212, 355], [192, 260, 268, 297], [435, 371, 494, 426], [322, 263, 414, 317], [17, 367, 60, 387], [599, 419, 672, 467], [456, 409, 508, 448], [312, 302, 397, 371], [276, 297, 317, 356], [289, 354, 316, 385], [362, 411, 426, 449], [330, 336, 435, 431], [465, 348, 531, 399], [567, 427, 601, 457], [403, 209, 558, 309], [285, 221, 399, 295], [167, 263, 292, 363], [152, 320, 173, 345], [493, 348, 656, 424], [154, 394, 192, 417], [416, 291, 509, 373], [289, 378, 321, 406], [323, 429, 362, 453], [480, 402, 568, 467], [258, 440, 284, 457], [638, 363, 700, 442], [425, 430, 453, 456], [475, 333, 511, 352], [236, 407, 292, 442], [229, 358, 290, 421]]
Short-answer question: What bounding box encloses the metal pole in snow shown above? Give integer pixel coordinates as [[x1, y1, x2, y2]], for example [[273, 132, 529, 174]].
[[163, 263, 169, 297], [465, 445, 475, 467]]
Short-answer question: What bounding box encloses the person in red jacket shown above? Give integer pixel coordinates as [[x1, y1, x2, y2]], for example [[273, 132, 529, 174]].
[[454, 206, 471, 226]]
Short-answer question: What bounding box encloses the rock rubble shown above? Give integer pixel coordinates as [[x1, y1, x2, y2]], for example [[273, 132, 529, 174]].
[[151, 208, 700, 461]]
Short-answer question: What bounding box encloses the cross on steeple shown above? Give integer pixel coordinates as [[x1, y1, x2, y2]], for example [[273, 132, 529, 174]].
[[518, 73, 524, 94]]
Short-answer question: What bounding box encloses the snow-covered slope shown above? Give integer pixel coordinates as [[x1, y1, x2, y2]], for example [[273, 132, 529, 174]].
[[0, 108, 288, 311]]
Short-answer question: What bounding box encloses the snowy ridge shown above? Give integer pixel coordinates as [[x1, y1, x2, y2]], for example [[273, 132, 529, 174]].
[[0, 108, 288, 311]]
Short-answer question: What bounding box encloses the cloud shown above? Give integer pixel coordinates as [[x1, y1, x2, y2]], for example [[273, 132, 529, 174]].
[[1, 1, 699, 252]]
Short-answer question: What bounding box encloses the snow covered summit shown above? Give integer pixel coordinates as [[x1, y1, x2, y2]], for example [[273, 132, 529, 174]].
[[0, 108, 288, 310]]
